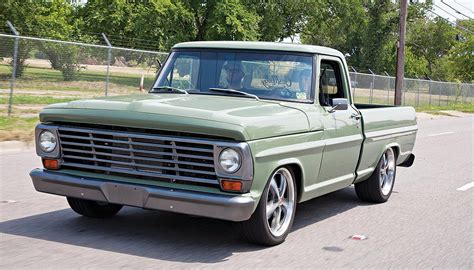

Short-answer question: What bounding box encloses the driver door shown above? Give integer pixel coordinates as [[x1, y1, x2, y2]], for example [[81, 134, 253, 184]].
[[316, 56, 363, 190]]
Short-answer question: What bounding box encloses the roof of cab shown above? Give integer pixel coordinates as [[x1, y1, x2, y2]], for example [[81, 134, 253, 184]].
[[172, 41, 345, 58]]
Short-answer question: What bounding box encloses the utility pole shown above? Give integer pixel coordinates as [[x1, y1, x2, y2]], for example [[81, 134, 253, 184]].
[[394, 0, 408, 106]]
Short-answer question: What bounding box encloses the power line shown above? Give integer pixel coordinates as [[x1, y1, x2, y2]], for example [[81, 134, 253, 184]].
[[428, 9, 474, 34], [433, 3, 463, 20], [453, 0, 473, 13], [440, 0, 473, 20]]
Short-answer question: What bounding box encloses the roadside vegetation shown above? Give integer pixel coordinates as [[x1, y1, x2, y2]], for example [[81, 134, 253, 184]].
[[0, 115, 38, 142], [416, 103, 474, 114], [0, 95, 77, 105], [0, 64, 155, 93]]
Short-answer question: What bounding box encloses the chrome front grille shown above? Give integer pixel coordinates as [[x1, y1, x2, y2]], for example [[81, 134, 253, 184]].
[[57, 125, 219, 187]]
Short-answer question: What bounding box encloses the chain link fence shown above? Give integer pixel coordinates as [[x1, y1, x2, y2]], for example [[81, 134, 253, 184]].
[[0, 33, 167, 116], [349, 72, 473, 106], [1, 33, 473, 117]]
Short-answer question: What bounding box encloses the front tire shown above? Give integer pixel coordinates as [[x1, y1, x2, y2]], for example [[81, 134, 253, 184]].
[[355, 148, 397, 203], [67, 197, 123, 218], [238, 167, 297, 246]]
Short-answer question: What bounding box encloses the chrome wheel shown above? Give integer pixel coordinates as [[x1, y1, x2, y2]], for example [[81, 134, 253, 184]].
[[379, 148, 396, 196], [266, 168, 295, 237]]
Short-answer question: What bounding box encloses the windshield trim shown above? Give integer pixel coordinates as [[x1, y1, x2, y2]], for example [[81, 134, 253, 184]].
[[151, 49, 316, 104], [150, 91, 315, 104]]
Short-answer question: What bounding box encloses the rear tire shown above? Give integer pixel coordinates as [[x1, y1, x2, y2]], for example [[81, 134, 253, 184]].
[[67, 197, 122, 218], [238, 167, 297, 246], [355, 148, 397, 203]]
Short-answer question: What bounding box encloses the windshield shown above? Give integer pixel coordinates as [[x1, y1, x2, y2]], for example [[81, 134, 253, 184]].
[[153, 50, 314, 102]]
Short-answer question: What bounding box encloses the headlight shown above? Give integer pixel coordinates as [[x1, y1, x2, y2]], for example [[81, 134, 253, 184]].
[[219, 148, 241, 173], [39, 130, 57, 153]]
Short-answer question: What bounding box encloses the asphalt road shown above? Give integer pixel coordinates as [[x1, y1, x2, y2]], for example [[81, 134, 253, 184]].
[[1, 114, 472, 269]]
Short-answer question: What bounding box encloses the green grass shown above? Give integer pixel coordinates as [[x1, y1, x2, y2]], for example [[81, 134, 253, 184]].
[[0, 64, 156, 92], [0, 115, 38, 129], [0, 116, 38, 141], [0, 95, 78, 105], [416, 103, 474, 113]]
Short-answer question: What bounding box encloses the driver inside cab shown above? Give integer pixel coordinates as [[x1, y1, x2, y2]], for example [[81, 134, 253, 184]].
[[223, 62, 245, 89]]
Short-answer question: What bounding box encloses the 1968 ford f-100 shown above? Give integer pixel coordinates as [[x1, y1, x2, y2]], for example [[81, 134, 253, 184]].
[[30, 41, 417, 245]]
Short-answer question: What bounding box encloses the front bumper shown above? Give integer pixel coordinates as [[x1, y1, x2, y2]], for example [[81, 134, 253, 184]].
[[30, 169, 256, 221]]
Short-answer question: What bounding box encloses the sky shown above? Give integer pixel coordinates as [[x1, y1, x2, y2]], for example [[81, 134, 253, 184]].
[[430, 0, 474, 22]]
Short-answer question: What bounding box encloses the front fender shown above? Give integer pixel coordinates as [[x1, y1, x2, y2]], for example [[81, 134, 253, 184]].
[[247, 131, 324, 203]]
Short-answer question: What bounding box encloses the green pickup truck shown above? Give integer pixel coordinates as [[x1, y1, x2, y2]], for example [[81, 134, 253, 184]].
[[30, 41, 417, 245]]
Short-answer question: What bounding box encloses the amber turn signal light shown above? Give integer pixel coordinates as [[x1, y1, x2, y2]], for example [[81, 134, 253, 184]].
[[221, 180, 242, 192], [42, 158, 60, 170]]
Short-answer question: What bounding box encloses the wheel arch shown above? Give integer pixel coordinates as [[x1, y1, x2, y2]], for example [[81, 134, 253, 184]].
[[384, 142, 400, 161], [273, 159, 305, 203]]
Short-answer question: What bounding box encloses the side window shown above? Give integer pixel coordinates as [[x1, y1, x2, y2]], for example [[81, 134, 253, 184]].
[[319, 60, 346, 106], [167, 55, 200, 90]]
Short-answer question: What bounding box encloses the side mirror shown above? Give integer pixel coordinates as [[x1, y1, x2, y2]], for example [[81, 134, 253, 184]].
[[329, 98, 348, 112]]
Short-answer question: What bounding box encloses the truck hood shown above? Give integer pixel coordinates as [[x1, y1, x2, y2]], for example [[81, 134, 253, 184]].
[[40, 94, 310, 141]]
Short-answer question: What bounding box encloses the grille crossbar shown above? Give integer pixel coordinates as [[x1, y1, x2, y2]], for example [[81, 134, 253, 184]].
[[57, 125, 219, 187]]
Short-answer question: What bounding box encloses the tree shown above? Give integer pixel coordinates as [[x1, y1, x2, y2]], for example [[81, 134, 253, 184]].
[[129, 0, 195, 51], [408, 17, 457, 78], [180, 0, 260, 41], [1, 0, 86, 80], [33, 0, 85, 81], [301, 0, 367, 67], [250, 0, 310, 42], [403, 47, 429, 78], [79, 0, 196, 51], [358, 0, 399, 73], [0, 0, 41, 77], [79, 0, 133, 43], [205, 0, 260, 40], [446, 20, 473, 82]]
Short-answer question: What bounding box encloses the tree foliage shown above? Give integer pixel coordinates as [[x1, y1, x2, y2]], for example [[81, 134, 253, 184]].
[[252, 0, 311, 42], [0, 0, 85, 80], [0, 0, 40, 77], [1, 0, 472, 82], [445, 20, 473, 82], [205, 0, 260, 40]]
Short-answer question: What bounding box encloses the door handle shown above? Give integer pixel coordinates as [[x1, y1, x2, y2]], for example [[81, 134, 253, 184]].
[[351, 113, 361, 121]]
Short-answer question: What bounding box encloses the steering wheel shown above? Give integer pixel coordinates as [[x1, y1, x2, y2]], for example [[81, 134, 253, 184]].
[[270, 87, 297, 99], [173, 80, 195, 91]]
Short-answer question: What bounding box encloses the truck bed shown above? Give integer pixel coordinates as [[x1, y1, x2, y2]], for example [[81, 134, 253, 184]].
[[354, 104, 418, 182], [354, 103, 395, 109]]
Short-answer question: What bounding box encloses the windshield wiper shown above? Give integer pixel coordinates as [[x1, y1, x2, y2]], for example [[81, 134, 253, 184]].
[[209, 88, 259, 100], [151, 86, 189, 95]]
